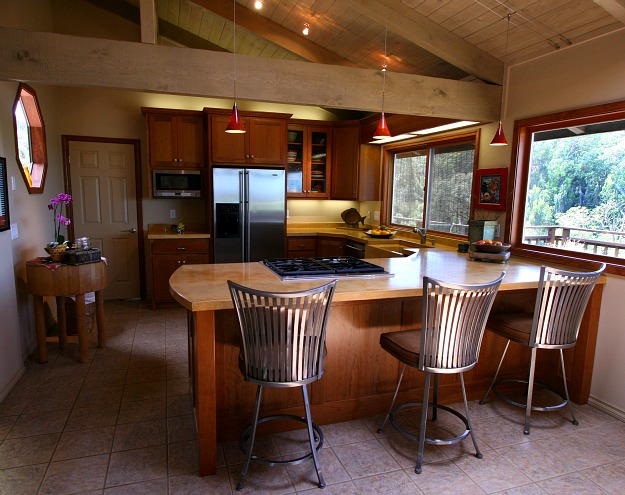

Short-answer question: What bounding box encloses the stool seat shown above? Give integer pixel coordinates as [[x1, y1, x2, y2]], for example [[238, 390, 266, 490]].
[[487, 313, 533, 344], [380, 329, 421, 367]]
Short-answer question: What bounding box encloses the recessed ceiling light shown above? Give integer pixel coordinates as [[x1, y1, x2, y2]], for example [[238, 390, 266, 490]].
[[254, 0, 262, 9], [303, 23, 310, 35], [411, 121, 479, 135]]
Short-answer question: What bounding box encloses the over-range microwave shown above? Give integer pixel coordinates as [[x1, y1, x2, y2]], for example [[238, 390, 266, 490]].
[[152, 169, 203, 198]]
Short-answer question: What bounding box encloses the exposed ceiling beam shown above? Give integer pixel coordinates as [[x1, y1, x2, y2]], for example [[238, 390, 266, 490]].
[[593, 0, 625, 23], [139, 0, 157, 44], [0, 27, 500, 121], [191, 0, 359, 67], [344, 0, 504, 85]]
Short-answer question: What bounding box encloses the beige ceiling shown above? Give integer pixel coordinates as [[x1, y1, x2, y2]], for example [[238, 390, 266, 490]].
[[106, 0, 625, 86]]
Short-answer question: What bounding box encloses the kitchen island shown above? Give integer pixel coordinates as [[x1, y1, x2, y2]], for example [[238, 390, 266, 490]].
[[169, 249, 605, 476]]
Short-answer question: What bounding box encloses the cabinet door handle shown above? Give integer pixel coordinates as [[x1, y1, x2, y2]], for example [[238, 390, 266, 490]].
[[250, 155, 255, 159], [176, 247, 186, 251]]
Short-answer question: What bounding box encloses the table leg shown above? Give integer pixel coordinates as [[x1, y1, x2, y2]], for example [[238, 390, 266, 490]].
[[33, 295, 47, 363], [56, 296, 67, 350], [195, 310, 217, 476], [95, 290, 106, 348], [75, 293, 89, 364]]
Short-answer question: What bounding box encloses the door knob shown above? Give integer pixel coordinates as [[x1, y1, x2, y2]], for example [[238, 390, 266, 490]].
[[121, 228, 137, 233]]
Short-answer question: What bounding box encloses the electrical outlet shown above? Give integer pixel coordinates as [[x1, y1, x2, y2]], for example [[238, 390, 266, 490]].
[[11, 176, 16, 191], [10, 223, 18, 240], [494, 224, 501, 238], [169, 209, 176, 219], [373, 211, 380, 221], [286, 210, 290, 219]]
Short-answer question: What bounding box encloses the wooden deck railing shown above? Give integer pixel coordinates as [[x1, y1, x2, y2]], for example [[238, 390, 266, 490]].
[[524, 225, 625, 259]]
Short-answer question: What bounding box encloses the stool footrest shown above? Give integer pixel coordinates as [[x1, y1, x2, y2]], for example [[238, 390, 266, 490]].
[[239, 414, 324, 467], [390, 402, 471, 446], [493, 378, 569, 412]]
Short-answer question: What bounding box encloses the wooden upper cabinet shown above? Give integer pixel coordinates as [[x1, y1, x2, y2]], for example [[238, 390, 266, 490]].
[[143, 109, 205, 169], [208, 109, 290, 165], [331, 124, 381, 201], [287, 123, 332, 198]]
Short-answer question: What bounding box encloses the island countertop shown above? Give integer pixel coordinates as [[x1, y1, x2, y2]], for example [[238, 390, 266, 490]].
[[169, 248, 552, 312]]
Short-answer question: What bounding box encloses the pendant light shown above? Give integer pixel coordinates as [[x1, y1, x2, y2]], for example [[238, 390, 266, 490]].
[[226, 0, 245, 134], [373, 21, 392, 139], [490, 14, 512, 146]]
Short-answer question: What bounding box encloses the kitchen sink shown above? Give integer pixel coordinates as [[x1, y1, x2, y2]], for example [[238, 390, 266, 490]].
[[365, 241, 433, 258]]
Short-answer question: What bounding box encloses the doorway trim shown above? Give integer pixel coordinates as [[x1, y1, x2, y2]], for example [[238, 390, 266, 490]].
[[61, 135, 146, 301]]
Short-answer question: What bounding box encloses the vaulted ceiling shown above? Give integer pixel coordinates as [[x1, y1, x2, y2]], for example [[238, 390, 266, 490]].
[[89, 0, 625, 86]]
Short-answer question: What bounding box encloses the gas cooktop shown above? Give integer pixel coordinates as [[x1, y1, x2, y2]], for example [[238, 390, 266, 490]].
[[261, 256, 391, 280]]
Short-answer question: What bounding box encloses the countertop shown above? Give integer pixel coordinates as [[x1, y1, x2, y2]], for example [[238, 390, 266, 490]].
[[169, 248, 555, 312]]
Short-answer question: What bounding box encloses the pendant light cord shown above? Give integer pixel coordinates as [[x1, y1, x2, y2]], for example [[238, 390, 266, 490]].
[[381, 16, 388, 112], [498, 13, 511, 117], [232, 0, 238, 101]]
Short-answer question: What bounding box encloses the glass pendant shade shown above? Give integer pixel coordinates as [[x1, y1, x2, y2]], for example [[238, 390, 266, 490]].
[[225, 103, 246, 134], [490, 121, 508, 146], [374, 112, 391, 139]]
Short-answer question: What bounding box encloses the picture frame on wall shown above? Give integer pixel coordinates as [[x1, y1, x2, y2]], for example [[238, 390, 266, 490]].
[[0, 157, 10, 232], [475, 167, 508, 211]]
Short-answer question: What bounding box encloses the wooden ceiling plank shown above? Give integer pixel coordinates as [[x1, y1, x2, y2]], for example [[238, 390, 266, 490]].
[[158, 20, 228, 52], [344, 0, 503, 84], [0, 26, 500, 121], [187, 3, 204, 35], [191, 0, 358, 66]]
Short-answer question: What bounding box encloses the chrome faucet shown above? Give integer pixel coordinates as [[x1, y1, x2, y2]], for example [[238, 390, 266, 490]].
[[413, 227, 427, 244]]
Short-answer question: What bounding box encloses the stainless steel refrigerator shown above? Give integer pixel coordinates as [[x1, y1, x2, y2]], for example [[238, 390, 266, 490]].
[[213, 167, 286, 263]]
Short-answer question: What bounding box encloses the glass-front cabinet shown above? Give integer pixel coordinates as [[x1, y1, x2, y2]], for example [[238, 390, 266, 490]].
[[287, 124, 331, 198]]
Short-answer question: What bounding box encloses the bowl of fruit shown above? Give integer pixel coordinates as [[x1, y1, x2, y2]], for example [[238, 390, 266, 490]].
[[472, 240, 511, 253], [365, 226, 396, 238]]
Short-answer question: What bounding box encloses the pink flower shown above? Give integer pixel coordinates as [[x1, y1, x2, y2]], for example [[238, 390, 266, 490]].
[[49, 192, 73, 246]]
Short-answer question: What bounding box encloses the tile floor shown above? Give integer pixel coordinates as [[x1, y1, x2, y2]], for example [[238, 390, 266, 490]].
[[1, 300, 625, 494]]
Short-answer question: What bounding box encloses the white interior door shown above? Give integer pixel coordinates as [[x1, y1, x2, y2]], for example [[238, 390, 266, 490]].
[[69, 141, 140, 300]]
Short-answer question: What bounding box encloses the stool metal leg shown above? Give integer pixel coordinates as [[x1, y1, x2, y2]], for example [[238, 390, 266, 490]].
[[432, 374, 439, 422], [460, 373, 482, 459], [237, 385, 263, 491], [560, 349, 578, 426], [378, 364, 407, 433], [302, 385, 325, 488], [415, 371, 431, 474], [524, 348, 538, 435], [480, 340, 510, 404]]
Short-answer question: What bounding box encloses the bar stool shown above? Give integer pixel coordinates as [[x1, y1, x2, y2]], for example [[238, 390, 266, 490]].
[[227, 279, 337, 491], [480, 263, 605, 435], [378, 272, 505, 474]]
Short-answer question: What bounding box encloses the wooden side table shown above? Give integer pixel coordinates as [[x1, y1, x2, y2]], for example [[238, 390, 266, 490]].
[[26, 259, 108, 363]]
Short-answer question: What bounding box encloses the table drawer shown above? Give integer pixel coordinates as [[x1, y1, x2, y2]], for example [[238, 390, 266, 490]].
[[151, 239, 210, 255]]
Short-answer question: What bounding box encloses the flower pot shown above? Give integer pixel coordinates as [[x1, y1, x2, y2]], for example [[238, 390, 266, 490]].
[[45, 244, 68, 262]]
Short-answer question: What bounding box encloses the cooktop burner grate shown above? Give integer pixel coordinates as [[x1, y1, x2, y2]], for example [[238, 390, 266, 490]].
[[261, 256, 387, 278]]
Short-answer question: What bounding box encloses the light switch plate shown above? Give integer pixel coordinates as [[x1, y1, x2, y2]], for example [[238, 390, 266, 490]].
[[10, 223, 18, 240], [169, 209, 176, 219], [11, 176, 16, 191]]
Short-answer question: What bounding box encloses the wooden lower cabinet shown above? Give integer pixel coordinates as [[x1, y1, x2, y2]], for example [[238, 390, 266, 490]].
[[151, 239, 210, 308], [287, 236, 316, 258], [317, 237, 344, 257]]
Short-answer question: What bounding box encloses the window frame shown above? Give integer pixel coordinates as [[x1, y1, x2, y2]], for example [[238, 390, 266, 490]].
[[507, 99, 625, 276], [12, 83, 48, 194], [381, 130, 480, 237], [0, 157, 9, 232]]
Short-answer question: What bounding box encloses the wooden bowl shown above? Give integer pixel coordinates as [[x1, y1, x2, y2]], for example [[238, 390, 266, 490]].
[[472, 242, 511, 253]]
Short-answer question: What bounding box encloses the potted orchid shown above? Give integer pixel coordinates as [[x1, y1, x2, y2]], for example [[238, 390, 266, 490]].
[[46, 193, 73, 259]]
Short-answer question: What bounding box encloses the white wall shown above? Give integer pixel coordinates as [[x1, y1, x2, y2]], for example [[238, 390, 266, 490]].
[[504, 29, 625, 415]]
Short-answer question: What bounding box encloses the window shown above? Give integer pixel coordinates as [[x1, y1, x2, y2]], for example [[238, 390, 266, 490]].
[[510, 100, 625, 273], [383, 131, 479, 236], [12, 83, 48, 194], [0, 157, 9, 232]]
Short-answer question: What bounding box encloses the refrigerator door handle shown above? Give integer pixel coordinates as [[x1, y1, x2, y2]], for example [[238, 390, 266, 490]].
[[243, 170, 251, 261]]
